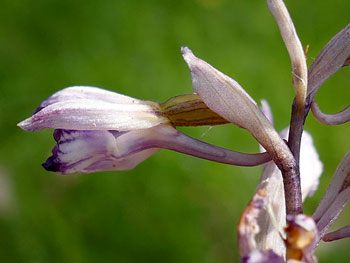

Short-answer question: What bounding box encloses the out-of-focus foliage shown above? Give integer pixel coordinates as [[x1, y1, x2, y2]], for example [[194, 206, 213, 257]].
[[0, 0, 349, 262]]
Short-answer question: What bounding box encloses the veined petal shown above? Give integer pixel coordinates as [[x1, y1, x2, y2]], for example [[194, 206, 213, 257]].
[[18, 99, 169, 131], [43, 129, 159, 174], [34, 86, 149, 113]]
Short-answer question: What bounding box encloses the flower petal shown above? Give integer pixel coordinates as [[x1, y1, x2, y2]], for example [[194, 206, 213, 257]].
[[242, 250, 284, 263], [18, 99, 169, 131], [43, 129, 159, 174], [34, 86, 146, 113]]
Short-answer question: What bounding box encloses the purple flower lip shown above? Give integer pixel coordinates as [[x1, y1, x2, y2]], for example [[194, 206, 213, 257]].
[[42, 156, 61, 172]]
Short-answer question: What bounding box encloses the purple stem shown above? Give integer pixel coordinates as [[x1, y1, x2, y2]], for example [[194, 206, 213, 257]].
[[119, 125, 272, 167]]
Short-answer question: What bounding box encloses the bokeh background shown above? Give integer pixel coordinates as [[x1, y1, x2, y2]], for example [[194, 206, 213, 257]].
[[1, 0, 349, 262]]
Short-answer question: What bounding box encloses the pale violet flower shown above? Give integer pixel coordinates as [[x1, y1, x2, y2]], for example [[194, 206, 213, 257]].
[[18, 86, 271, 174]]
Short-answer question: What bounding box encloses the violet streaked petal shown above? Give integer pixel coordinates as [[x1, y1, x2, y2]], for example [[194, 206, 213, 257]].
[[18, 99, 169, 132], [242, 250, 284, 263], [43, 129, 159, 174], [35, 86, 145, 113], [311, 100, 350, 125]]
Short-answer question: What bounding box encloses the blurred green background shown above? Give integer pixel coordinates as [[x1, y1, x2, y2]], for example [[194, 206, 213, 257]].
[[0, 0, 349, 262]]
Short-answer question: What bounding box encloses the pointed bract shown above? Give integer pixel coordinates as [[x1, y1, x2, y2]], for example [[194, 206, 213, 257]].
[[181, 47, 292, 159], [181, 46, 258, 130]]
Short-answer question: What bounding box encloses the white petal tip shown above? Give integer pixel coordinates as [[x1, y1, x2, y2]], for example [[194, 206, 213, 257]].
[[17, 119, 33, 131], [181, 46, 195, 63]]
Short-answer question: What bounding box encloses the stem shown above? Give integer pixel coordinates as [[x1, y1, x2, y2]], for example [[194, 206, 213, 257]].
[[267, 0, 307, 215], [276, 155, 303, 215], [288, 98, 311, 165], [288, 24, 350, 175]]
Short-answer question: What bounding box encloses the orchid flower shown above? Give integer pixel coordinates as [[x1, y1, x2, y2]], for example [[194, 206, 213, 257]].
[[18, 86, 271, 174]]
